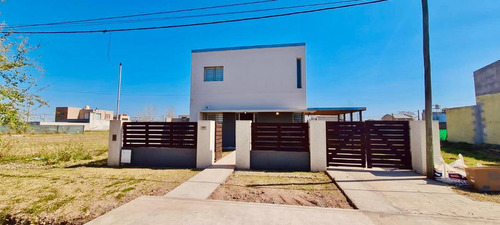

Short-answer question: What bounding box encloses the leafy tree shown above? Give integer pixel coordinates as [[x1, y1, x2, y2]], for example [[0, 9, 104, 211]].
[[0, 33, 46, 131]]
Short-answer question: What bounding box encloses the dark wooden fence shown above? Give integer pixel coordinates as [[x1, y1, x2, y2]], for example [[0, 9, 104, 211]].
[[326, 121, 411, 169], [251, 123, 309, 152], [122, 122, 197, 149], [326, 122, 366, 167], [365, 121, 411, 169]]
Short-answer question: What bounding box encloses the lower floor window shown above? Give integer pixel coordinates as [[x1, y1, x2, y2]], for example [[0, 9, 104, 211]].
[[292, 113, 303, 123], [202, 113, 223, 124]]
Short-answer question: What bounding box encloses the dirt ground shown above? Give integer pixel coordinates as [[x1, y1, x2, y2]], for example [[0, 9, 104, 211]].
[[210, 171, 353, 209]]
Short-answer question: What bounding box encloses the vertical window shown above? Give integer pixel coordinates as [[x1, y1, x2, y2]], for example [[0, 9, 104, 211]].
[[296, 58, 302, 88], [204, 66, 223, 82], [95, 113, 102, 120]]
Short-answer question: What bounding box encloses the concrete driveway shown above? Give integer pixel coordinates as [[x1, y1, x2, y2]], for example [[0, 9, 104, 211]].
[[327, 167, 500, 225]]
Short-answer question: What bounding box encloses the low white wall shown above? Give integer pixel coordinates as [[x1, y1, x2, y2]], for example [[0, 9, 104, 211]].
[[88, 119, 111, 131], [235, 120, 252, 169], [196, 120, 215, 169], [309, 121, 326, 171], [410, 121, 441, 175], [107, 120, 123, 167]]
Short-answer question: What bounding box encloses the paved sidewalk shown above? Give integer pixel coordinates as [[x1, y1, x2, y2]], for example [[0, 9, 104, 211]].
[[327, 167, 500, 225], [163, 151, 235, 199], [86, 196, 374, 225]]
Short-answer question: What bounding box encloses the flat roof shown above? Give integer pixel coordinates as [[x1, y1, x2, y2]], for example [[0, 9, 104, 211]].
[[192, 42, 305, 53]]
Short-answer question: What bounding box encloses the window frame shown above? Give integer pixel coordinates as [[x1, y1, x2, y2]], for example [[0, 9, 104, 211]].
[[204, 66, 224, 82]]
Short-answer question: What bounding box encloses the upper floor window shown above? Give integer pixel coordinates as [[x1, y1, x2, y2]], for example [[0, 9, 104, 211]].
[[296, 58, 302, 89], [204, 66, 223, 82]]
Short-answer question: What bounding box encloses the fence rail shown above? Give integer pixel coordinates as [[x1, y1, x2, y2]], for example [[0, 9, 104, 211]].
[[251, 123, 309, 152], [122, 122, 197, 149]]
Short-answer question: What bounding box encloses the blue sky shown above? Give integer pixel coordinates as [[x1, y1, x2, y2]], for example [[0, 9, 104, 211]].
[[2, 0, 499, 120]]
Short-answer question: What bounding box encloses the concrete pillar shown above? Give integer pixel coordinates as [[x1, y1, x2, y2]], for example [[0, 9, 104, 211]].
[[309, 120, 327, 172], [196, 120, 215, 169], [236, 120, 251, 169], [410, 120, 441, 175], [107, 120, 123, 167]]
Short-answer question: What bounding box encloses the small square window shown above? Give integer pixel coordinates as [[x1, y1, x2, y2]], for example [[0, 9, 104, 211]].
[[204, 66, 223, 82]]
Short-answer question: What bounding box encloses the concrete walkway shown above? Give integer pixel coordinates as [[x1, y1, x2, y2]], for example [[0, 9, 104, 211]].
[[87, 196, 373, 225], [163, 151, 235, 199], [327, 167, 500, 225]]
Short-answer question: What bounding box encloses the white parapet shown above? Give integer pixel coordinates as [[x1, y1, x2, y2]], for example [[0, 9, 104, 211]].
[[235, 120, 252, 169], [309, 120, 327, 172], [410, 120, 441, 175], [196, 120, 215, 169], [107, 120, 123, 167]]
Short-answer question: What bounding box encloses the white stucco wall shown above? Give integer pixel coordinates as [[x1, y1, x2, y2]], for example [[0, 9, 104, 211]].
[[190, 44, 307, 121]]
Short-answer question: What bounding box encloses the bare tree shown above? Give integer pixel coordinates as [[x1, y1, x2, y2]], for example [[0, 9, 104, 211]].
[[164, 106, 176, 122], [135, 104, 158, 122]]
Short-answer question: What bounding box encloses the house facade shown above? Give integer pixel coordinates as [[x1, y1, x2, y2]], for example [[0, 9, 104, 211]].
[[54, 105, 114, 131], [190, 43, 307, 148]]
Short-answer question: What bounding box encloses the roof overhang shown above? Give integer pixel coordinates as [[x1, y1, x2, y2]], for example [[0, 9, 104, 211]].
[[200, 107, 366, 116], [305, 107, 366, 116]]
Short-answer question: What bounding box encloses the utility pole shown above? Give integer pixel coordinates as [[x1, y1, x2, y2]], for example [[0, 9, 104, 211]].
[[422, 0, 434, 179], [116, 63, 122, 119]]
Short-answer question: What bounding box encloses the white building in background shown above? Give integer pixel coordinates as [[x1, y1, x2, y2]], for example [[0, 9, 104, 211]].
[[189, 43, 365, 148]]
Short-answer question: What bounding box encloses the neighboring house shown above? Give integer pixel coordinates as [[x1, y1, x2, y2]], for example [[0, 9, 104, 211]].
[[381, 113, 414, 121], [171, 115, 190, 122], [189, 43, 366, 148], [447, 59, 500, 145], [52, 105, 114, 131]]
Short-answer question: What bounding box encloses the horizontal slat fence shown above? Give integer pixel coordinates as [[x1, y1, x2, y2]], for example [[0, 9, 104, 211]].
[[252, 123, 309, 152], [365, 121, 411, 169], [123, 122, 197, 149], [326, 122, 366, 167]]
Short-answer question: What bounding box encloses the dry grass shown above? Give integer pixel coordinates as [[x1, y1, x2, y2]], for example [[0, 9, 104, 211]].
[[0, 132, 200, 224], [0, 131, 109, 164], [210, 171, 352, 209]]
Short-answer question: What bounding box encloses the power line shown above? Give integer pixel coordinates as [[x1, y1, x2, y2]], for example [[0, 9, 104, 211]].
[[6, 0, 366, 30], [4, 0, 277, 29], [2, 0, 388, 34]]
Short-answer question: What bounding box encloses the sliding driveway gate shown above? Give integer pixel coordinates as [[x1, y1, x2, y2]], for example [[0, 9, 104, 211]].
[[326, 121, 411, 169]]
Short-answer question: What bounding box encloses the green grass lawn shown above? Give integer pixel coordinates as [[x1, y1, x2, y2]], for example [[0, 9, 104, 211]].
[[441, 141, 500, 167]]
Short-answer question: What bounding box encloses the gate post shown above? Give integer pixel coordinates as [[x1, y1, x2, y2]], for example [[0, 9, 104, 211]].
[[309, 120, 327, 172], [236, 120, 251, 169], [410, 120, 441, 175], [108, 120, 123, 167], [196, 120, 215, 169]]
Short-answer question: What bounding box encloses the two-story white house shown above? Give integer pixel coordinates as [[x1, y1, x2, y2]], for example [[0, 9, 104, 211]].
[[190, 43, 365, 148]]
